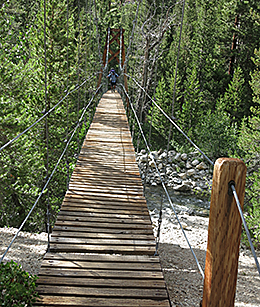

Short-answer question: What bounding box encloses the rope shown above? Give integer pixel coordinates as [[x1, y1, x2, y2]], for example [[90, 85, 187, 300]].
[[124, 73, 214, 166], [0, 85, 102, 264], [0, 73, 100, 153], [230, 184, 260, 277], [120, 83, 205, 279]]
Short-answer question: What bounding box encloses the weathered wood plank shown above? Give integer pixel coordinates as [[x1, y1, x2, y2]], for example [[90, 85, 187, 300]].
[[43, 253, 160, 263], [35, 91, 170, 306], [35, 296, 171, 306], [36, 276, 165, 288]]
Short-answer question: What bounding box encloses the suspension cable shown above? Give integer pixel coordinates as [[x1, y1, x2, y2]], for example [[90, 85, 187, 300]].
[[230, 184, 260, 276], [104, 27, 110, 70], [66, 0, 70, 190], [0, 85, 102, 264], [125, 73, 214, 166], [93, 0, 102, 68], [119, 28, 123, 70], [0, 73, 100, 153], [44, 0, 51, 252], [121, 0, 142, 73], [120, 83, 205, 279], [167, 0, 186, 155]]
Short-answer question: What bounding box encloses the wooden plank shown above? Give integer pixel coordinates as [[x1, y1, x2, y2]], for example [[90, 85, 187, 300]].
[[43, 253, 160, 263], [54, 220, 153, 230], [59, 205, 149, 215], [49, 244, 155, 255], [40, 260, 160, 270], [38, 268, 163, 279], [36, 276, 165, 288], [57, 210, 151, 220], [52, 225, 154, 235], [36, 285, 168, 299], [50, 237, 155, 246], [56, 215, 151, 225], [35, 296, 171, 306]]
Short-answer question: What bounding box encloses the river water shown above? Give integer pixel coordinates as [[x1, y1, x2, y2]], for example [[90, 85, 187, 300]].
[[144, 185, 210, 217]]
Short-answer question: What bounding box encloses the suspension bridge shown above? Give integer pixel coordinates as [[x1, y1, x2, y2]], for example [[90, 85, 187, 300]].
[[33, 91, 170, 306], [1, 1, 260, 306]]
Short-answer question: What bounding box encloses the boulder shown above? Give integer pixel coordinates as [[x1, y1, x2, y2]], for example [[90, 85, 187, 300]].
[[187, 169, 196, 176], [181, 153, 188, 160], [173, 183, 192, 192], [191, 159, 200, 166], [196, 162, 207, 170], [174, 153, 182, 162], [179, 172, 187, 179]]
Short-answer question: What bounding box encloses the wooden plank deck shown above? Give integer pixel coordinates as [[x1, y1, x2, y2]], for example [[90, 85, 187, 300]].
[[35, 91, 171, 306]]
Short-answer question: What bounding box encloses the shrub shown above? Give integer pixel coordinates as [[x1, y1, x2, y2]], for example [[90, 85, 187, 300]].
[[0, 260, 39, 306]]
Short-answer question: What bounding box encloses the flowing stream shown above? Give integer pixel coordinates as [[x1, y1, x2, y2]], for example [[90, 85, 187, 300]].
[[144, 185, 210, 217]]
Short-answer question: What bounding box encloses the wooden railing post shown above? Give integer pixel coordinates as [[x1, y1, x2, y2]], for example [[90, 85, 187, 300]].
[[202, 158, 247, 307]]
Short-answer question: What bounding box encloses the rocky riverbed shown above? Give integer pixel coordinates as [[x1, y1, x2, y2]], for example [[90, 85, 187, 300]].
[[136, 149, 213, 195]]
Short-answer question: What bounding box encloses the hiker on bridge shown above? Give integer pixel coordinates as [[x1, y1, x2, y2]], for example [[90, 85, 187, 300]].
[[107, 68, 119, 92]]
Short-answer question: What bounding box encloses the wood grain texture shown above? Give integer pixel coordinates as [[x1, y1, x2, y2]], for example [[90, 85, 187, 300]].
[[202, 158, 247, 307], [35, 91, 170, 306]]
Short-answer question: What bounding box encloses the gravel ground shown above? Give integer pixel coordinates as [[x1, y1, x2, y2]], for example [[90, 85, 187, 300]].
[[1, 215, 259, 306]]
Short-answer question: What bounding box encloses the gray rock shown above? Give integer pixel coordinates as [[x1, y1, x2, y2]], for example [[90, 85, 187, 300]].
[[172, 177, 182, 184], [173, 183, 192, 191], [186, 161, 192, 169], [191, 159, 200, 166], [149, 151, 158, 161], [159, 152, 167, 160], [174, 153, 182, 162], [196, 162, 207, 170], [187, 169, 196, 176], [181, 153, 188, 160], [149, 160, 156, 168], [158, 163, 164, 170], [140, 154, 148, 163], [179, 172, 187, 179]]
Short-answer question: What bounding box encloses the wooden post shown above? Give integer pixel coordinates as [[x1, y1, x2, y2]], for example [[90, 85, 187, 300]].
[[202, 158, 246, 307]]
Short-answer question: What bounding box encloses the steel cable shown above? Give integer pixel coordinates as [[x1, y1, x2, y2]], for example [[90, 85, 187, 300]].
[[231, 184, 260, 277], [121, 0, 143, 73], [0, 85, 102, 264], [44, 0, 51, 252], [120, 83, 205, 279], [124, 73, 214, 166], [0, 73, 101, 153]]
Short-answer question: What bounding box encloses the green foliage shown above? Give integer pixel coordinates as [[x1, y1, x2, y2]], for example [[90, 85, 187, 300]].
[[238, 47, 260, 248], [0, 260, 39, 306]]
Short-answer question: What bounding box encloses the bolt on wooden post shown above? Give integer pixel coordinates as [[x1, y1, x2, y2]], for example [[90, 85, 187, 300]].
[[202, 158, 246, 307]]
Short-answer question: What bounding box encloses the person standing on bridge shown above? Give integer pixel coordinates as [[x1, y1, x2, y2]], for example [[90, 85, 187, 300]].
[[107, 68, 119, 92]]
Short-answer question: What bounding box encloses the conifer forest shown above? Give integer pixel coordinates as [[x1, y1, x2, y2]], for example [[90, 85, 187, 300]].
[[0, 0, 260, 249]]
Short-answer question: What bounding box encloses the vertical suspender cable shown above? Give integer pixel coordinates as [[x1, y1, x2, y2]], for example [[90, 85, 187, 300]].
[[104, 27, 110, 70], [44, 0, 50, 252], [166, 0, 186, 157], [77, 0, 80, 157], [66, 0, 70, 190], [93, 0, 102, 68], [119, 28, 123, 70], [84, 0, 88, 135]]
